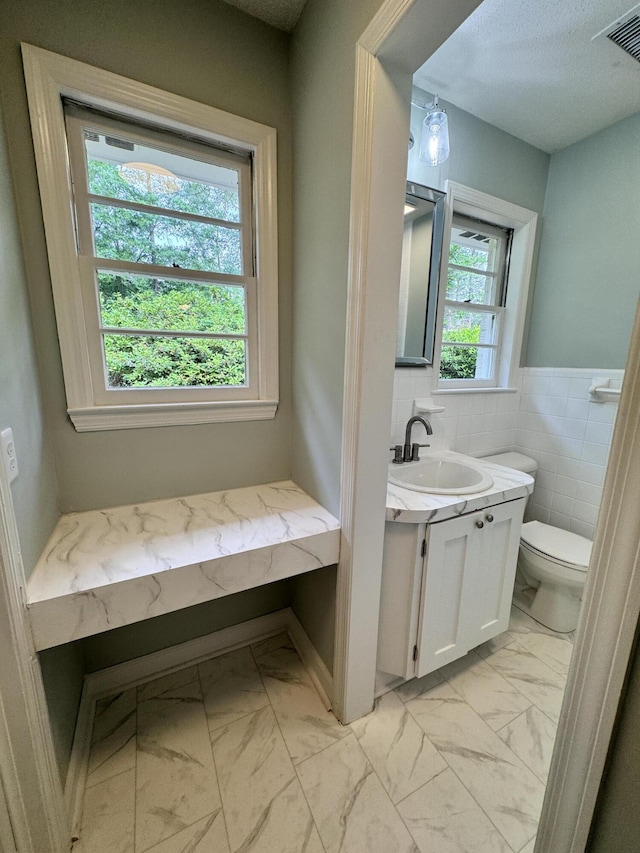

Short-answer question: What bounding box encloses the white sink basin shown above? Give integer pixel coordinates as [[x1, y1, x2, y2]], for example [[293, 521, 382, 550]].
[[389, 455, 494, 495]]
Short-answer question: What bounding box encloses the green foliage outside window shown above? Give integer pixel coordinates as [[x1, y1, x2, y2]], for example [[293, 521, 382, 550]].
[[89, 160, 246, 388], [440, 325, 480, 379]]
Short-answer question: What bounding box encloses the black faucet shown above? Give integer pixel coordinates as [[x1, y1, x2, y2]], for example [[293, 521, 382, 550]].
[[402, 415, 432, 462]]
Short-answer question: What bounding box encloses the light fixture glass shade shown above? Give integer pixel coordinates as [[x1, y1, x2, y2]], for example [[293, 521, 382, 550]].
[[419, 107, 450, 166]]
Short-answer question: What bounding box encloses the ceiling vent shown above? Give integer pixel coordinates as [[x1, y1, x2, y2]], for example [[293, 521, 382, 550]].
[[593, 4, 640, 64]]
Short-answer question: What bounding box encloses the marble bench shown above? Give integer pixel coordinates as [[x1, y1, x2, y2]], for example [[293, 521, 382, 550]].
[[26, 480, 340, 651]]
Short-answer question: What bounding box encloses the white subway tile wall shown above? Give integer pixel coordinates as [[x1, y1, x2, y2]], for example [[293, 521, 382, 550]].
[[517, 368, 621, 540], [391, 366, 623, 541]]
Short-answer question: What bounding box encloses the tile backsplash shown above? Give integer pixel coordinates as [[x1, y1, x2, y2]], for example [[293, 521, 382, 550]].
[[391, 366, 623, 540]]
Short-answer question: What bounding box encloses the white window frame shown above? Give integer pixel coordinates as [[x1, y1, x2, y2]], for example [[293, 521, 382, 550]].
[[439, 214, 510, 389], [432, 181, 538, 394], [22, 44, 279, 431]]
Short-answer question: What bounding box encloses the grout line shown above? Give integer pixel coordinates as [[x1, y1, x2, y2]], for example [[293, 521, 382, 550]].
[[345, 730, 421, 843], [401, 695, 518, 850], [392, 763, 450, 808], [404, 671, 549, 846], [291, 762, 328, 853], [440, 665, 534, 735], [205, 704, 270, 738], [292, 721, 354, 770], [249, 639, 328, 853], [84, 730, 136, 791], [195, 660, 233, 853]]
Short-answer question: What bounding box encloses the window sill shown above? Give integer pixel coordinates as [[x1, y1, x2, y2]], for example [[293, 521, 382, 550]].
[[68, 399, 278, 431], [431, 387, 519, 396]]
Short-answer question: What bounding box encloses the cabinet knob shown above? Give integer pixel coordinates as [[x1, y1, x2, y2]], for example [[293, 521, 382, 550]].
[[486, 514, 494, 523], [476, 520, 484, 529]]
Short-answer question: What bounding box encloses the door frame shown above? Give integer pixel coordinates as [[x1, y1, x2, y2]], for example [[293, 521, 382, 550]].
[[0, 461, 68, 851], [336, 1, 640, 850]]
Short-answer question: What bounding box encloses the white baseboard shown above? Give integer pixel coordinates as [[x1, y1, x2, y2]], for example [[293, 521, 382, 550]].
[[64, 607, 333, 832], [287, 613, 333, 709], [64, 688, 95, 839]]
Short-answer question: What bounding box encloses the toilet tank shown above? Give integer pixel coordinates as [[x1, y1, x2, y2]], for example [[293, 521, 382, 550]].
[[481, 452, 538, 476]]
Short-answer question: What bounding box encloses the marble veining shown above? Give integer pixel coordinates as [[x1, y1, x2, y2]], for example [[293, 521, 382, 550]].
[[144, 809, 230, 853], [484, 643, 567, 723], [135, 675, 221, 851], [498, 705, 558, 783], [386, 451, 533, 523], [403, 680, 545, 851], [27, 481, 339, 650], [77, 616, 573, 853], [296, 733, 419, 853], [210, 705, 323, 853], [254, 644, 348, 764], [397, 767, 512, 853], [199, 646, 269, 733], [85, 689, 136, 789], [76, 768, 135, 853], [439, 651, 532, 732], [350, 690, 447, 803]]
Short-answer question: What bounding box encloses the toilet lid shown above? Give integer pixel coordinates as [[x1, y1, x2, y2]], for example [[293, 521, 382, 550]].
[[521, 521, 592, 569]]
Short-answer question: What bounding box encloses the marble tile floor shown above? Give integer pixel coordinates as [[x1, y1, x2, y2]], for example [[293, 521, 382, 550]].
[[74, 607, 573, 853]]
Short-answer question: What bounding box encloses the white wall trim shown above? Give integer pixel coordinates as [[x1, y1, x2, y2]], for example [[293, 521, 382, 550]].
[[536, 298, 640, 852], [0, 466, 68, 851], [335, 44, 409, 724], [432, 180, 538, 393], [65, 607, 332, 835], [21, 43, 279, 431], [287, 611, 333, 708], [335, 0, 486, 725], [68, 400, 278, 431]]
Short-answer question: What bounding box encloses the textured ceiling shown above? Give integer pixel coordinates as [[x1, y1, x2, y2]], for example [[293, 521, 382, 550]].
[[220, 0, 306, 31], [414, 0, 640, 153]]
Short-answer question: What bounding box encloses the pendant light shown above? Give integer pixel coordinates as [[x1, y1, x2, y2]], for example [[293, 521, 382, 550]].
[[418, 96, 450, 166]]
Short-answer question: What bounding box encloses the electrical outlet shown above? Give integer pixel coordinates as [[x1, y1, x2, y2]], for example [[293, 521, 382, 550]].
[[1, 428, 19, 484]]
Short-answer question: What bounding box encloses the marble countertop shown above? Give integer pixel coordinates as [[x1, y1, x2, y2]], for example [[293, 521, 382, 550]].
[[386, 451, 534, 524], [27, 481, 340, 651]]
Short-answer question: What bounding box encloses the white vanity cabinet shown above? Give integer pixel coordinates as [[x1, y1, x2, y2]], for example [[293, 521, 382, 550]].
[[377, 497, 525, 682]]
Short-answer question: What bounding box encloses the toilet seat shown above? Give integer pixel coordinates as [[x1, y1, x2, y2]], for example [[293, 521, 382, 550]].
[[520, 521, 591, 570]]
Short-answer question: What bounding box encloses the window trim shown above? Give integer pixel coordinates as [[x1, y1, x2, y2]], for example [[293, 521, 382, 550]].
[[22, 43, 279, 430], [439, 213, 510, 389], [432, 181, 538, 394]]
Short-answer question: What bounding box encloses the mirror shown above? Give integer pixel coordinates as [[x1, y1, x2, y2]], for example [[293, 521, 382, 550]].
[[395, 181, 446, 367]]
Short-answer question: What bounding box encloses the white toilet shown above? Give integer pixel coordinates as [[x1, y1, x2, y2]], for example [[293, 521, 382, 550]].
[[483, 452, 592, 633]]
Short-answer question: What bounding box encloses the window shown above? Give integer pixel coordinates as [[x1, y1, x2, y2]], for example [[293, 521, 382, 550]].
[[439, 215, 512, 386], [22, 45, 278, 430], [433, 182, 538, 393]]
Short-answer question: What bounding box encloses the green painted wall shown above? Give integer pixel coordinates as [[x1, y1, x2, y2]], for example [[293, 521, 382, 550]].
[[38, 644, 86, 781], [408, 91, 550, 217], [526, 111, 640, 368], [289, 0, 387, 670], [0, 0, 292, 513], [409, 93, 640, 370], [0, 110, 60, 579], [408, 91, 550, 371], [290, 0, 387, 518], [80, 582, 292, 671], [0, 104, 84, 782]]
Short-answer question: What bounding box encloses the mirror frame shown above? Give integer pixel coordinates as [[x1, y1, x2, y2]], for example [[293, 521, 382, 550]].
[[395, 181, 447, 367]]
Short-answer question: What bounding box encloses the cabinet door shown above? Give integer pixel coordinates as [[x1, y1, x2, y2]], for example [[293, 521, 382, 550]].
[[465, 498, 525, 647], [377, 521, 426, 679], [415, 512, 478, 678]]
